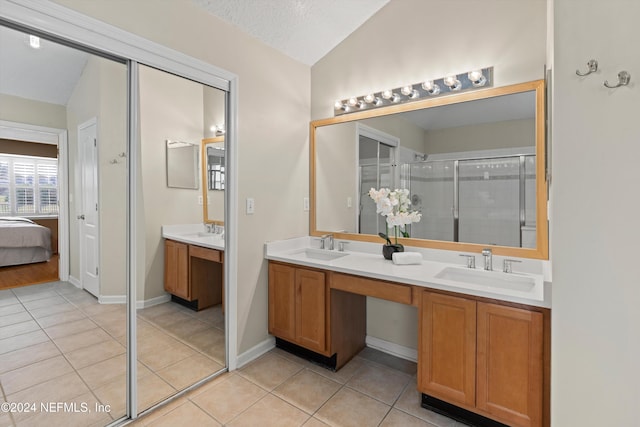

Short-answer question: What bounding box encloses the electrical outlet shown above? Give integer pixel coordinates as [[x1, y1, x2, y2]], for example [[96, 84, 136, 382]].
[[198, 195, 203, 205], [246, 197, 255, 214], [303, 197, 310, 211], [347, 197, 352, 208]]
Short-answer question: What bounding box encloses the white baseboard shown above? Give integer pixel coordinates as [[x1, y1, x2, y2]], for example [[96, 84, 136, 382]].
[[366, 335, 418, 362], [96, 294, 171, 308], [236, 337, 275, 370], [68, 275, 81, 288], [137, 294, 171, 309]]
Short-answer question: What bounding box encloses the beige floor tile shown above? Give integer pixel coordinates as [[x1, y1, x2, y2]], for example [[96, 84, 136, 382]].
[[191, 374, 267, 424], [137, 330, 181, 356], [0, 303, 25, 317], [162, 317, 211, 339], [0, 340, 60, 374], [96, 317, 127, 338], [146, 401, 220, 427], [36, 309, 87, 328], [381, 408, 441, 427], [273, 369, 341, 414], [227, 393, 309, 427], [90, 306, 126, 325], [0, 412, 12, 427], [80, 302, 124, 317], [92, 375, 129, 419], [137, 302, 189, 320], [315, 387, 391, 427], [306, 354, 365, 385], [148, 310, 194, 329], [43, 318, 99, 339], [62, 290, 98, 307], [0, 311, 32, 328], [78, 354, 151, 389], [0, 290, 20, 307], [0, 354, 74, 395], [137, 374, 178, 414], [22, 295, 68, 310], [13, 289, 59, 303], [6, 372, 90, 423], [65, 338, 126, 369], [358, 347, 417, 376], [181, 326, 224, 352], [28, 302, 76, 319], [139, 341, 197, 371], [52, 326, 111, 353], [238, 352, 304, 391], [0, 329, 50, 355], [303, 418, 330, 427], [133, 396, 189, 426], [346, 361, 412, 405], [393, 379, 456, 427], [0, 319, 40, 340], [156, 353, 224, 390]]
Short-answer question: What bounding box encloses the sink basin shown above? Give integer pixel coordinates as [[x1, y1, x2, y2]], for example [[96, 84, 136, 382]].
[[292, 248, 349, 261], [435, 266, 542, 299]]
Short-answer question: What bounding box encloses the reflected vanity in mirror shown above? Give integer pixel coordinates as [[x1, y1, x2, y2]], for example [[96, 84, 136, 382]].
[[311, 80, 548, 259], [166, 140, 199, 189], [202, 136, 225, 224]]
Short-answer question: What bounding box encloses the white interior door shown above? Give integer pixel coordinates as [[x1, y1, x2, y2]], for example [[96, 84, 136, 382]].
[[78, 118, 99, 297]]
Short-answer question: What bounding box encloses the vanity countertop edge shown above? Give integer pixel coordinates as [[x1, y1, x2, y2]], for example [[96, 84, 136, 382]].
[[265, 237, 551, 309], [162, 224, 224, 251]]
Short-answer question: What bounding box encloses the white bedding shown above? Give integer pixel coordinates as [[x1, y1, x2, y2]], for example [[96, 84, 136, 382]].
[[0, 217, 52, 267]]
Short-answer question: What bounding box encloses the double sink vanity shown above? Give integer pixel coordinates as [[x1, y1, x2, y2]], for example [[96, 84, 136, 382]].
[[265, 237, 550, 427]]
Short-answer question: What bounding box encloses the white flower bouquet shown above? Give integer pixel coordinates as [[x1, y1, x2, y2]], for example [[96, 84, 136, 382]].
[[368, 188, 422, 247]]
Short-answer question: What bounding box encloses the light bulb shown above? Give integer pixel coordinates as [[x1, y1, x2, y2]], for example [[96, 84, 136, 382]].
[[381, 89, 393, 99], [421, 80, 440, 95], [444, 75, 461, 91], [401, 85, 413, 96], [364, 94, 375, 103], [28, 35, 40, 49], [468, 70, 487, 87], [334, 100, 343, 109], [348, 97, 358, 107]]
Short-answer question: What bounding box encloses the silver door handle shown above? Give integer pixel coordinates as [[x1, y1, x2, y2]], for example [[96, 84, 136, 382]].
[[77, 214, 85, 220]]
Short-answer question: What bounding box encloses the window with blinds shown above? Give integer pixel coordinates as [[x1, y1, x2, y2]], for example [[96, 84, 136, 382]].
[[0, 154, 58, 216]]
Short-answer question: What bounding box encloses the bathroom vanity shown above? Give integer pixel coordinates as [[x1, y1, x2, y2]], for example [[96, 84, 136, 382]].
[[266, 238, 550, 427], [162, 225, 224, 311]]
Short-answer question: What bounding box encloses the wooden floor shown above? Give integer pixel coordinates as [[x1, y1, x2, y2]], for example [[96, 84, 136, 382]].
[[0, 254, 59, 290]]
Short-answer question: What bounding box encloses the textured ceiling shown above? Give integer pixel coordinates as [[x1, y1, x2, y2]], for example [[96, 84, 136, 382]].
[[191, 0, 390, 65]]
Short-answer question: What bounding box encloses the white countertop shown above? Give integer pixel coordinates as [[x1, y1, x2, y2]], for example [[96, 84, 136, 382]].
[[162, 224, 224, 251], [265, 237, 551, 309]]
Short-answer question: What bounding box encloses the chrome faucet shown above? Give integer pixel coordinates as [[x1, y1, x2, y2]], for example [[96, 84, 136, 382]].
[[320, 234, 334, 250], [482, 248, 493, 271]]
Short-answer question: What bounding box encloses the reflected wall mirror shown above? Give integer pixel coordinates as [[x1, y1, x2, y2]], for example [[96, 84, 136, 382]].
[[166, 140, 199, 189], [202, 136, 225, 224], [311, 80, 548, 259]]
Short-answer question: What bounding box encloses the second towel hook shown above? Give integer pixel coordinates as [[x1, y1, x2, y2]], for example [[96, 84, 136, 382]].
[[604, 71, 631, 88], [576, 59, 598, 76]]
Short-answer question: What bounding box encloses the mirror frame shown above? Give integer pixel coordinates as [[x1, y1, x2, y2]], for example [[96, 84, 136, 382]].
[[202, 136, 225, 225], [310, 79, 548, 260]]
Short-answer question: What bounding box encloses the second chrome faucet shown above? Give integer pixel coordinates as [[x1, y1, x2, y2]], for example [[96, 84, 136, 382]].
[[482, 248, 492, 271]]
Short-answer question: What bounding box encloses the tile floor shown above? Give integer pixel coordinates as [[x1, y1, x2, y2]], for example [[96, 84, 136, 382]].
[[1, 281, 461, 427], [130, 347, 463, 427], [0, 281, 225, 427]]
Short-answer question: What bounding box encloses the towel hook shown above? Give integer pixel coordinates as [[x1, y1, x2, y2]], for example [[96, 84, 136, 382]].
[[576, 59, 598, 76], [604, 71, 631, 88]]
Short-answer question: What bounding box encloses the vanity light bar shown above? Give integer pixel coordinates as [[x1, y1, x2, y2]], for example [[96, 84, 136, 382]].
[[334, 67, 493, 116]]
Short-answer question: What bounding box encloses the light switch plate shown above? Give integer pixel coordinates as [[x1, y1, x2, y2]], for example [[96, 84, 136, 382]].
[[303, 197, 310, 211], [246, 197, 255, 214]]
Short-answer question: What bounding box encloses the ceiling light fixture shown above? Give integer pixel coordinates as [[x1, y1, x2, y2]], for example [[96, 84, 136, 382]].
[[334, 67, 493, 116], [28, 35, 41, 49]]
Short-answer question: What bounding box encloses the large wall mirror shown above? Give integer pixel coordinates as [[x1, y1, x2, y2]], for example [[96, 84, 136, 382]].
[[202, 136, 225, 224], [311, 80, 548, 259]]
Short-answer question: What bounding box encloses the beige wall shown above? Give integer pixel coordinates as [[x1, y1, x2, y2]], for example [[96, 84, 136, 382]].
[[425, 118, 535, 154], [139, 65, 204, 301], [0, 93, 67, 129], [552, 0, 640, 424], [312, 0, 547, 351], [55, 0, 311, 354]]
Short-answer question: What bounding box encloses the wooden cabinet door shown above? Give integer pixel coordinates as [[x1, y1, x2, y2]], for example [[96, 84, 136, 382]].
[[268, 263, 296, 341], [295, 268, 327, 353], [419, 291, 476, 407], [476, 303, 543, 427], [164, 240, 189, 299]]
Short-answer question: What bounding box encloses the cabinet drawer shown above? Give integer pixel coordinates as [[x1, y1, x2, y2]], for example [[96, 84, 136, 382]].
[[189, 245, 222, 262], [330, 272, 412, 305]]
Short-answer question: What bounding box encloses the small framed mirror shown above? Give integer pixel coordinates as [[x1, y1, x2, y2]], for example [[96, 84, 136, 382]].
[[166, 140, 199, 189]]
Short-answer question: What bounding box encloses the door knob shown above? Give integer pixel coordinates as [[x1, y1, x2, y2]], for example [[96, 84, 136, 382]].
[[77, 214, 85, 220]]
